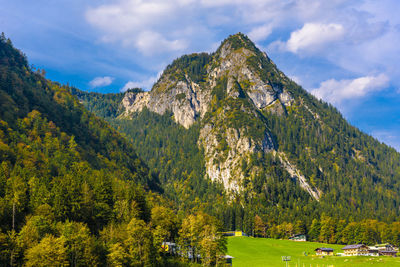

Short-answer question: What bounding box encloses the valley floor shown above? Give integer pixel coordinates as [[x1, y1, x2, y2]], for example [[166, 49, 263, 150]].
[[227, 237, 400, 267]]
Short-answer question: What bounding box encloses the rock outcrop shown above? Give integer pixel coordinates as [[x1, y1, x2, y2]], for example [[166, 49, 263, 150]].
[[277, 152, 322, 201], [120, 33, 320, 198], [122, 74, 211, 129]]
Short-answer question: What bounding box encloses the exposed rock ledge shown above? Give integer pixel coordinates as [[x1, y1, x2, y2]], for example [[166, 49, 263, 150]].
[[199, 124, 275, 192], [276, 152, 322, 201], [120, 76, 211, 129]]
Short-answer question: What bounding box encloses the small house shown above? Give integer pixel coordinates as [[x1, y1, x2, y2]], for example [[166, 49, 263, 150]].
[[289, 234, 306, 242], [224, 255, 234, 266], [373, 243, 397, 251], [379, 250, 397, 257], [342, 244, 369, 256], [369, 243, 398, 256], [315, 248, 334, 256]]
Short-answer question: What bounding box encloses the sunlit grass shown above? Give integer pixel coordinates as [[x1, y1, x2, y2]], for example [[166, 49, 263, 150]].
[[227, 236, 400, 267]]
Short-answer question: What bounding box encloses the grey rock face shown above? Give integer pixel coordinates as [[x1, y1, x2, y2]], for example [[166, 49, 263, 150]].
[[122, 92, 150, 113], [208, 41, 293, 112], [199, 124, 274, 192], [197, 90, 275, 193], [121, 74, 211, 129], [119, 34, 320, 199]]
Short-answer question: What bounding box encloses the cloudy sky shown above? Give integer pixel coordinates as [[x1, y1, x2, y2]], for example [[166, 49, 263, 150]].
[[1, 0, 400, 150]]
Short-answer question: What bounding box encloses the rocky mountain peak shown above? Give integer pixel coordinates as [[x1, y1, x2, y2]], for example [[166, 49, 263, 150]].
[[217, 33, 257, 54], [207, 33, 294, 114], [119, 34, 321, 197]]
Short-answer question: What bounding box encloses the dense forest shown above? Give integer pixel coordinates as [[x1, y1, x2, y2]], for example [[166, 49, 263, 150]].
[[72, 33, 400, 248], [70, 88, 125, 120], [0, 34, 227, 266], [75, 88, 400, 247]]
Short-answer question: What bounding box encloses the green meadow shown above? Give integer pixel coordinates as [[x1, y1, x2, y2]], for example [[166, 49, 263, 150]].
[[227, 237, 400, 267]]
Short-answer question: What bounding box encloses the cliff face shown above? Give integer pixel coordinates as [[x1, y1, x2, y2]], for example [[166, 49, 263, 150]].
[[122, 73, 211, 129], [207, 38, 293, 113], [120, 33, 318, 198], [121, 33, 294, 128]]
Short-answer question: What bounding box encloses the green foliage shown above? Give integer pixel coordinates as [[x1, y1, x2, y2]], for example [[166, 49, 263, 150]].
[[205, 76, 268, 143], [0, 35, 227, 266], [55, 32, 400, 253], [176, 93, 186, 101], [178, 212, 226, 266], [216, 33, 258, 54], [25, 235, 69, 267], [108, 108, 225, 211], [0, 39, 158, 192], [70, 87, 125, 119], [57, 221, 99, 266], [162, 53, 211, 84], [126, 87, 144, 93], [262, 96, 400, 221]]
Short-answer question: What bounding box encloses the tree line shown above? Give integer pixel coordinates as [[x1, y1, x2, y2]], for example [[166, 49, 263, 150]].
[[254, 214, 400, 247]]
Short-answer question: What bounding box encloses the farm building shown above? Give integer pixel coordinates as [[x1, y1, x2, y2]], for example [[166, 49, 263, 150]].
[[289, 234, 306, 242], [368, 243, 398, 256], [342, 244, 369, 256], [222, 231, 247, 237], [379, 249, 397, 257], [368, 249, 379, 256], [369, 243, 398, 251], [315, 247, 334, 256]]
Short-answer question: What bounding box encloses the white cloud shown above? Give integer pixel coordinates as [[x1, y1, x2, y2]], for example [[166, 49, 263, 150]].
[[289, 75, 302, 85], [86, 0, 174, 34], [200, 0, 265, 8], [135, 31, 187, 55], [86, 0, 395, 60], [86, 0, 189, 55], [89, 76, 114, 88], [85, 0, 291, 56], [311, 74, 389, 105], [121, 71, 162, 91], [121, 81, 143, 92], [286, 23, 345, 53], [85, 0, 400, 91], [248, 24, 273, 42]]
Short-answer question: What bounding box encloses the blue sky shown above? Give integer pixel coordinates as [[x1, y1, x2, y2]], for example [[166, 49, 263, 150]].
[[1, 0, 400, 150]]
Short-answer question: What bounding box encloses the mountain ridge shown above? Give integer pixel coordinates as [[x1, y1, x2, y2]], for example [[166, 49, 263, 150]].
[[119, 33, 319, 195], [73, 33, 400, 228]]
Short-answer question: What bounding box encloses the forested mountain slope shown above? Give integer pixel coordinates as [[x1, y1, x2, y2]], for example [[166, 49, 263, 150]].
[[0, 34, 227, 266], [73, 33, 400, 239]]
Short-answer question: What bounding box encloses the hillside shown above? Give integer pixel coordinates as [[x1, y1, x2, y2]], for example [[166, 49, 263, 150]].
[[73, 33, 400, 239], [0, 35, 228, 266]]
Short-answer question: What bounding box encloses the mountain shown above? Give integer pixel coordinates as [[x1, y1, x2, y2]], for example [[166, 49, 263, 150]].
[[74, 33, 400, 232], [0, 34, 231, 267]]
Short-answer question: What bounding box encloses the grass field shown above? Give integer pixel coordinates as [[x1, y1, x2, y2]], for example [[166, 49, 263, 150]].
[[227, 237, 400, 267]]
